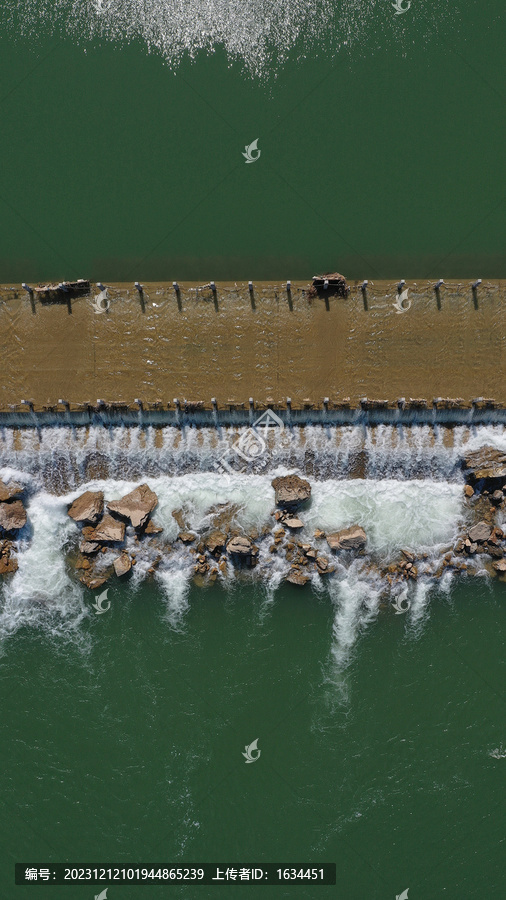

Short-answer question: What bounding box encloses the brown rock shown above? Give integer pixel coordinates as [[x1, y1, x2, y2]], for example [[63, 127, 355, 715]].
[[172, 508, 189, 530], [271, 474, 311, 508], [114, 555, 132, 577], [89, 514, 126, 543], [205, 530, 227, 555], [0, 542, 18, 575], [226, 535, 258, 557], [107, 483, 158, 529], [79, 572, 110, 590], [0, 480, 24, 502], [68, 490, 104, 524], [491, 490, 504, 505], [327, 525, 367, 551], [401, 549, 415, 563], [464, 485, 474, 498], [316, 556, 329, 573], [218, 558, 228, 576], [144, 519, 163, 534], [75, 556, 91, 570], [285, 567, 310, 585], [468, 521, 492, 543], [284, 516, 304, 529], [79, 540, 101, 554], [314, 529, 326, 540], [493, 559, 506, 572], [464, 447, 506, 482], [0, 500, 27, 531], [178, 531, 196, 544]]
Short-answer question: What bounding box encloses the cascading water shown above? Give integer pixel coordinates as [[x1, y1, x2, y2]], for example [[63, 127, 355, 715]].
[[1, 424, 505, 656]]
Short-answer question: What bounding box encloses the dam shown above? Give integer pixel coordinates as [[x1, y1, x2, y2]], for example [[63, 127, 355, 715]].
[[1, 278, 505, 426]]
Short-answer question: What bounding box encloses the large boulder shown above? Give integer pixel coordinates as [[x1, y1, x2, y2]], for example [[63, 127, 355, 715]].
[[327, 525, 367, 551], [468, 521, 492, 543], [271, 474, 311, 508], [286, 567, 310, 585], [114, 554, 132, 577], [0, 500, 27, 532], [88, 514, 125, 543], [205, 530, 227, 555], [226, 535, 258, 558], [463, 447, 506, 484], [68, 490, 104, 524], [107, 484, 158, 529], [0, 480, 24, 502]]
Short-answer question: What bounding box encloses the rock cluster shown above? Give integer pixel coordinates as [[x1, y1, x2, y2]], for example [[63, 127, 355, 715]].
[[0, 479, 28, 578], [67, 483, 162, 588]]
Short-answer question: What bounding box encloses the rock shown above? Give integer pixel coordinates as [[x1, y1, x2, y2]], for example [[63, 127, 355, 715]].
[[464, 447, 506, 483], [401, 549, 415, 562], [285, 567, 310, 585], [468, 521, 492, 543], [464, 485, 474, 498], [172, 508, 189, 530], [67, 490, 104, 524], [491, 490, 504, 505], [316, 555, 329, 573], [0, 541, 17, 575], [271, 474, 311, 508], [79, 572, 110, 590], [305, 548, 318, 559], [0, 480, 24, 502], [114, 554, 132, 577], [454, 539, 465, 553], [314, 529, 326, 540], [0, 500, 27, 531], [205, 530, 227, 555], [143, 519, 163, 534], [493, 559, 506, 572], [327, 525, 367, 551], [218, 558, 228, 577], [75, 556, 91, 570], [178, 531, 196, 543], [284, 516, 304, 529], [79, 540, 101, 554], [107, 483, 158, 528], [88, 514, 126, 543], [226, 535, 258, 558]]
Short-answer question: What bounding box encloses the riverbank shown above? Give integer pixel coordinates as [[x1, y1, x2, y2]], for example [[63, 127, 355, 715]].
[[1, 279, 505, 416]]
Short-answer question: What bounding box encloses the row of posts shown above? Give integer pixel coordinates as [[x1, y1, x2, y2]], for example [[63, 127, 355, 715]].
[[20, 279, 485, 297], [16, 397, 499, 412]]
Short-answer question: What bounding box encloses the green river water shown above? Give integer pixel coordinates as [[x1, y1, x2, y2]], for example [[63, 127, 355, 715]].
[[0, 0, 504, 281], [2, 577, 506, 898]]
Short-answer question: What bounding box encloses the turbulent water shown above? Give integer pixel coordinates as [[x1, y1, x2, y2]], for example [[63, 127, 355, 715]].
[[2, 0, 454, 77], [1, 424, 505, 658]]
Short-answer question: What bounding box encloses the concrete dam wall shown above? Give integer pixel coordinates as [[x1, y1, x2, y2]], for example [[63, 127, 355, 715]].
[[0, 279, 504, 426]]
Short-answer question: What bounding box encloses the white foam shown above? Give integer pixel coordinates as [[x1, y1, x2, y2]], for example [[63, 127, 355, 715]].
[[4, 0, 455, 77]]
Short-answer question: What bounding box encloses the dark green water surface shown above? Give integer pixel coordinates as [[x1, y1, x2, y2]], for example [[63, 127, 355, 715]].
[[0, 1, 504, 281], [1, 579, 505, 898]]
